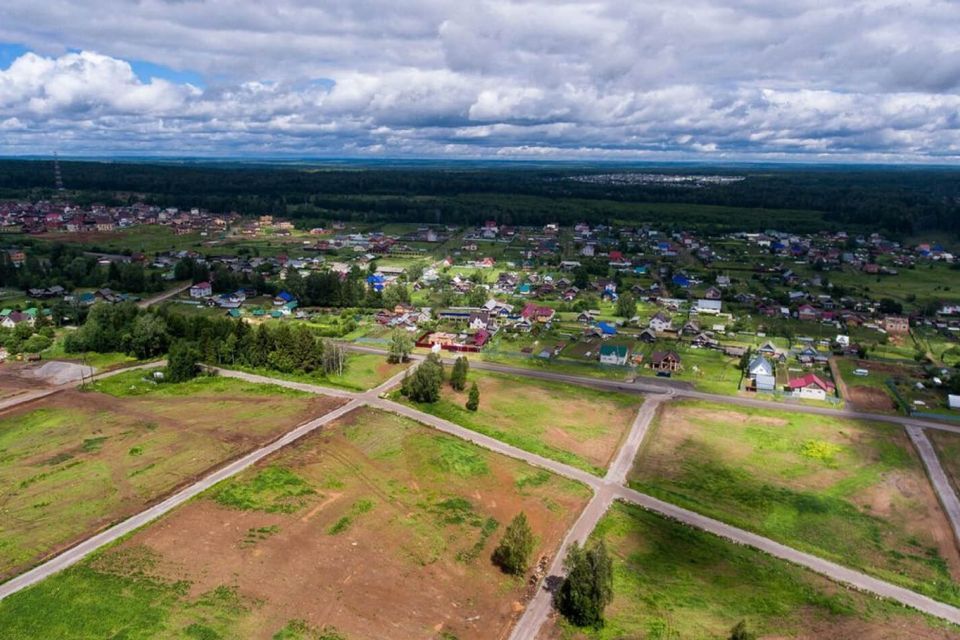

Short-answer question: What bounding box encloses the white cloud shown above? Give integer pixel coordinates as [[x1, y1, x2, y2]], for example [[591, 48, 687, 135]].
[[1, 1, 960, 159]]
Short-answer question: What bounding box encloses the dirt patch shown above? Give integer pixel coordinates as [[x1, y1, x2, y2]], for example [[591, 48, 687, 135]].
[[847, 385, 897, 412], [0, 384, 346, 581], [114, 408, 589, 640]]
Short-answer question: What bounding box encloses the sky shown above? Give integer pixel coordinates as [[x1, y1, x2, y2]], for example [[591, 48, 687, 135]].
[[1, 1, 960, 162]]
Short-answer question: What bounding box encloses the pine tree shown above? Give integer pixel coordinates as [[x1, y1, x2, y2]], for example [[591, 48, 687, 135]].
[[450, 356, 469, 391], [493, 512, 535, 575], [466, 381, 480, 411], [555, 540, 614, 628]]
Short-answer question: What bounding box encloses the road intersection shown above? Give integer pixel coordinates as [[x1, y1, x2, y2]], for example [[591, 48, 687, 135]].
[[2, 356, 960, 638]]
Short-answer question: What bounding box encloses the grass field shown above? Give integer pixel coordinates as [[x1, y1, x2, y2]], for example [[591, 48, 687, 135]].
[[398, 369, 641, 475], [228, 352, 409, 392], [629, 400, 960, 607], [0, 407, 591, 640], [543, 502, 960, 640], [0, 370, 342, 580]]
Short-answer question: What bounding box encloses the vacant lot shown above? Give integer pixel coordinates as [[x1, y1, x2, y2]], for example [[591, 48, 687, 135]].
[[400, 369, 641, 475], [541, 502, 960, 640], [629, 400, 960, 606], [0, 407, 591, 640], [0, 370, 343, 580], [231, 352, 409, 392]]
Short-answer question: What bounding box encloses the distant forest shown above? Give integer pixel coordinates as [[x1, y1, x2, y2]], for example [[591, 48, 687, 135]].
[[1, 159, 958, 236]]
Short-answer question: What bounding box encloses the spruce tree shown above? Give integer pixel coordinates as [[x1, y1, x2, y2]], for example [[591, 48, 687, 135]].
[[450, 356, 469, 391], [493, 512, 535, 575], [466, 381, 480, 411]]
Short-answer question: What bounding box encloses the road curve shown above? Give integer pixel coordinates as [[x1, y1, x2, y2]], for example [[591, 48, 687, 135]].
[[906, 425, 960, 548]]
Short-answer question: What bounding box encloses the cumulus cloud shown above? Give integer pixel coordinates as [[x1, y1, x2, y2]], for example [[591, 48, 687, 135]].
[[1, 0, 960, 159]]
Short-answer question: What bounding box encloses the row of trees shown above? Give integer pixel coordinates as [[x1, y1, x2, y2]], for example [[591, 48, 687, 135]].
[[399, 353, 480, 411], [0, 245, 166, 294]]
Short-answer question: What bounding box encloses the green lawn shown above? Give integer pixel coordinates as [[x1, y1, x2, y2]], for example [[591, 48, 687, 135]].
[[551, 502, 959, 640], [397, 369, 641, 475], [630, 400, 960, 607]]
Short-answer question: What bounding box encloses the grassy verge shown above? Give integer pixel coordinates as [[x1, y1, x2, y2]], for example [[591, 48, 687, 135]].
[[397, 369, 641, 476], [629, 400, 960, 607], [552, 502, 958, 639]]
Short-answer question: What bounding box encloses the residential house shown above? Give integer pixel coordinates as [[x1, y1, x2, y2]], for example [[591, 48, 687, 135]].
[[704, 286, 722, 300], [648, 312, 672, 333], [189, 281, 213, 298], [649, 351, 682, 372], [694, 299, 722, 314], [599, 344, 629, 366], [520, 303, 555, 323], [787, 373, 836, 400], [884, 315, 910, 335]]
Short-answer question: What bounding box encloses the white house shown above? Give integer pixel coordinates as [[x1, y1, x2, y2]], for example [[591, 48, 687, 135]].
[[189, 281, 213, 298], [694, 299, 722, 314], [648, 312, 672, 333]]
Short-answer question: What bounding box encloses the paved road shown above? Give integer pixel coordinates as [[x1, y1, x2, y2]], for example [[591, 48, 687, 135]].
[[612, 484, 960, 626], [906, 425, 960, 548], [137, 282, 192, 309], [509, 398, 664, 640], [345, 344, 960, 435], [0, 397, 363, 600]]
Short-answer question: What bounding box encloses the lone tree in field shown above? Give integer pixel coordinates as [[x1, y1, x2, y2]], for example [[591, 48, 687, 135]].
[[555, 540, 614, 628], [615, 293, 636, 319], [387, 330, 413, 364], [729, 621, 756, 640], [166, 340, 200, 383], [450, 356, 469, 391], [493, 512, 535, 575], [466, 381, 480, 411], [402, 353, 444, 403]]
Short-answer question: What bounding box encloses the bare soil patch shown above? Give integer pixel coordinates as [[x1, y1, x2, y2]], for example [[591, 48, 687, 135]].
[[111, 407, 590, 640]]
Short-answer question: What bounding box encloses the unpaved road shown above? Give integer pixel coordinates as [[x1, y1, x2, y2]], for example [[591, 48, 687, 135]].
[[4, 363, 960, 635], [907, 425, 960, 548]]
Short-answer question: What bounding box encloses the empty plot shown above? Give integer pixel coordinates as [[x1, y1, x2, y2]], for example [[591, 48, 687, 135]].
[[629, 400, 960, 607], [0, 370, 343, 580], [540, 502, 960, 640], [400, 369, 641, 475], [0, 407, 591, 640]]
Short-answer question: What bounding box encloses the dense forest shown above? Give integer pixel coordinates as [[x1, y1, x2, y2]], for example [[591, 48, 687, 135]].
[[1, 159, 959, 236]]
